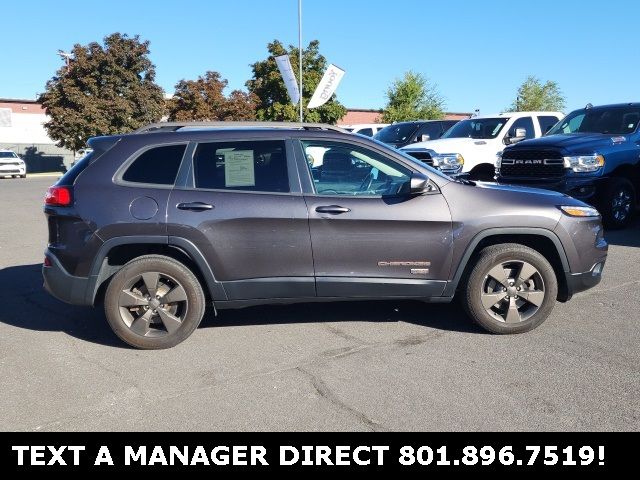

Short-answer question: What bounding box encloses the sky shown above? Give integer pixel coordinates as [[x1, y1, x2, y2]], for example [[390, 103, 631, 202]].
[[2, 0, 639, 115]]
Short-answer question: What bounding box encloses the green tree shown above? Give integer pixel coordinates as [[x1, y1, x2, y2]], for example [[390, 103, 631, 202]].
[[39, 33, 165, 151], [510, 76, 566, 112], [381, 71, 445, 123], [168, 71, 257, 121], [246, 40, 346, 124]]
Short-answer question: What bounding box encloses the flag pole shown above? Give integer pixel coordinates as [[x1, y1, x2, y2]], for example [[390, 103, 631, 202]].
[[298, 0, 303, 122]]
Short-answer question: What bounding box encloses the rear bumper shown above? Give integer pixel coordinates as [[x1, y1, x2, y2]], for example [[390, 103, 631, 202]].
[[43, 250, 92, 305]]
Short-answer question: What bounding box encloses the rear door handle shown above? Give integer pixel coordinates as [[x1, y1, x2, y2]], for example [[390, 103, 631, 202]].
[[177, 202, 214, 211], [315, 205, 351, 214]]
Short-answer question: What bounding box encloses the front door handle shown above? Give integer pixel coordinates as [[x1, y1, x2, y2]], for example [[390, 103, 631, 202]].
[[177, 202, 214, 211], [315, 205, 351, 214]]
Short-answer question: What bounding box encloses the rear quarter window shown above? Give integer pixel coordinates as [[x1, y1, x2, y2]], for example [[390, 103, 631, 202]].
[[122, 144, 187, 185], [57, 152, 94, 186]]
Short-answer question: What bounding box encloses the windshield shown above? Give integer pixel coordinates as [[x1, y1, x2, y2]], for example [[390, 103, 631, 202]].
[[442, 117, 509, 139], [548, 107, 640, 135], [0, 152, 18, 158], [374, 123, 420, 144]]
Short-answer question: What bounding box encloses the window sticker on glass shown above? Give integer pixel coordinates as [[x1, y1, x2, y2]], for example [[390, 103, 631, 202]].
[[224, 150, 255, 187]]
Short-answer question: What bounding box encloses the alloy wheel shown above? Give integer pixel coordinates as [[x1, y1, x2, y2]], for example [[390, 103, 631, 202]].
[[118, 272, 188, 337], [481, 260, 545, 323], [612, 188, 632, 223]]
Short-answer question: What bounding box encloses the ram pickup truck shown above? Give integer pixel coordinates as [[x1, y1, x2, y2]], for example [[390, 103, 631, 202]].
[[497, 103, 640, 228], [402, 112, 562, 180]]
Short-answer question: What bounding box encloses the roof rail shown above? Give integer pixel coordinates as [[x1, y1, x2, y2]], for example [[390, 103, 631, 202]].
[[132, 121, 348, 134]]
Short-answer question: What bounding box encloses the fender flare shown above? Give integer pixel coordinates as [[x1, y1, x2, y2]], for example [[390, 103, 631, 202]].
[[85, 235, 227, 304], [442, 227, 570, 297]]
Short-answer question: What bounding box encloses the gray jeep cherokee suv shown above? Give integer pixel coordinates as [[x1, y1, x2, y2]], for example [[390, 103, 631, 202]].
[[43, 122, 608, 349]]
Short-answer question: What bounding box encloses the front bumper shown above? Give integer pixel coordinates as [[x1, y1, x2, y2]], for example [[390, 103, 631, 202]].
[[497, 175, 608, 202], [43, 250, 92, 305], [562, 261, 605, 301], [0, 165, 26, 175]]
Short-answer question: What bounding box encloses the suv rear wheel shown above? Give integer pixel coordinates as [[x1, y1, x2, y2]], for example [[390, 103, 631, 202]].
[[462, 244, 558, 334], [104, 255, 206, 349], [600, 177, 635, 229]]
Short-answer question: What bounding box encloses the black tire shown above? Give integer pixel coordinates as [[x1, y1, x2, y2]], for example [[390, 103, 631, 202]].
[[461, 243, 558, 334], [468, 164, 495, 182], [20, 174, 26, 178], [599, 177, 635, 229], [104, 255, 205, 349]]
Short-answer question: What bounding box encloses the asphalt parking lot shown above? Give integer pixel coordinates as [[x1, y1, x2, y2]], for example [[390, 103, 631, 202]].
[[0, 176, 638, 431]]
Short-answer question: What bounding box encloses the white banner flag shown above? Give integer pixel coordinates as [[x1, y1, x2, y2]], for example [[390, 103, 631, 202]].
[[275, 55, 300, 105], [307, 64, 345, 109]]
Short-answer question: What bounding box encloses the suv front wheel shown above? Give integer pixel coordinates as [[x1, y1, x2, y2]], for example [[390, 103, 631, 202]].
[[462, 244, 558, 334], [104, 255, 206, 349]]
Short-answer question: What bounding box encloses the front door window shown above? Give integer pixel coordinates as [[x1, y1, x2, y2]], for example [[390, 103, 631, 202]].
[[301, 140, 412, 197]]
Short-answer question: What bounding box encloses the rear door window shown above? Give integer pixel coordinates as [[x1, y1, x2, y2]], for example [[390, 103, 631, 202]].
[[193, 140, 289, 193], [122, 144, 186, 185]]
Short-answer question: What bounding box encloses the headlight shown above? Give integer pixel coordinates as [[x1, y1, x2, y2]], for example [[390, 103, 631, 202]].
[[432, 153, 464, 174], [563, 154, 604, 173], [559, 205, 600, 217]]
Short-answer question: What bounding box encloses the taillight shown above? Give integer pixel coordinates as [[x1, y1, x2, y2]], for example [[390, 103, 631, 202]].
[[43, 256, 52, 267], [45, 186, 72, 206]]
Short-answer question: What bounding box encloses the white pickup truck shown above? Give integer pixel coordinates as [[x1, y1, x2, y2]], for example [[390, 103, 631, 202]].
[[401, 111, 562, 180]]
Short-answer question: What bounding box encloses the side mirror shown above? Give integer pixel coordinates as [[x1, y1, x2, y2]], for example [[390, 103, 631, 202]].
[[504, 128, 527, 145], [409, 172, 430, 194], [419, 134, 430, 142]]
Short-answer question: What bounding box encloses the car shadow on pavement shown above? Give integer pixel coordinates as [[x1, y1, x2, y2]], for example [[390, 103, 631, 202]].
[[0, 264, 482, 349], [0, 263, 125, 348], [201, 299, 482, 334], [604, 218, 640, 248]]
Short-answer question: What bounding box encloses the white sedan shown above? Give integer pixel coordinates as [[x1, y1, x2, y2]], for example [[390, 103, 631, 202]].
[[0, 150, 26, 178]]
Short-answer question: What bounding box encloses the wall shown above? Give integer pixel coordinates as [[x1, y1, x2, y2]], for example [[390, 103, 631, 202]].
[[339, 109, 472, 125], [0, 142, 72, 173], [0, 100, 74, 172]]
